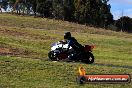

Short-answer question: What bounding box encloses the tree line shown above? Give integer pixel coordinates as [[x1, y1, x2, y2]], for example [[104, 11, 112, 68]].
[[1, 0, 132, 33]]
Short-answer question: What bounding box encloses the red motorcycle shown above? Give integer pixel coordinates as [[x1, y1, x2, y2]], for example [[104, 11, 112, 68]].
[[48, 41, 95, 64]]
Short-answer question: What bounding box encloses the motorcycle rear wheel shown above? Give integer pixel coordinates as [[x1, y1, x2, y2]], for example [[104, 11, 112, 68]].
[[82, 52, 94, 64]]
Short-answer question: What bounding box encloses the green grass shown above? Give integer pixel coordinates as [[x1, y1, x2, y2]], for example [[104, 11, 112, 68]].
[[0, 14, 132, 88]]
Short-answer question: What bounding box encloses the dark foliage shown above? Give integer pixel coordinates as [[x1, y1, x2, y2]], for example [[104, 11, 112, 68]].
[[115, 16, 132, 33]]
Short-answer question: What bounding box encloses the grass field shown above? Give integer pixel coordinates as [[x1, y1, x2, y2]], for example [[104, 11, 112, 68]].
[[0, 14, 132, 88]]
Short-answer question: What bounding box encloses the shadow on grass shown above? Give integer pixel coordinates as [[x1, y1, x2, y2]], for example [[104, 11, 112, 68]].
[[45, 59, 132, 69], [93, 63, 132, 69]]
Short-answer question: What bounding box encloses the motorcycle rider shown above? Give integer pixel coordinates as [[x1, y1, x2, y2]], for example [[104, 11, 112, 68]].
[[64, 32, 84, 60]]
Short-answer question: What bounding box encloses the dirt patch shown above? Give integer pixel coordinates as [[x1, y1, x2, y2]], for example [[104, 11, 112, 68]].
[[10, 48, 34, 56], [0, 48, 12, 55], [0, 29, 25, 37], [0, 44, 31, 56], [10, 48, 44, 59], [0, 47, 40, 59]]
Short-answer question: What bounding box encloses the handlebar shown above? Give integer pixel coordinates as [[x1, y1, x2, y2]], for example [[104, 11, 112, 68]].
[[58, 41, 67, 44]]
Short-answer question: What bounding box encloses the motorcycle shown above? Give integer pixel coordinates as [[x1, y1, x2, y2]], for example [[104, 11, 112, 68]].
[[48, 41, 95, 64]]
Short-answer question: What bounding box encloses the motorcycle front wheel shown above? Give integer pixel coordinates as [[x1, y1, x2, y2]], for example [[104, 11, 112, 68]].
[[48, 51, 57, 61]]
